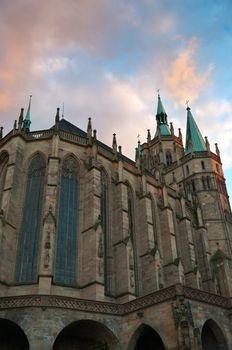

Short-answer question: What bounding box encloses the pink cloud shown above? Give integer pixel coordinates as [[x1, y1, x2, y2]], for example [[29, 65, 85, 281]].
[[162, 37, 214, 105]]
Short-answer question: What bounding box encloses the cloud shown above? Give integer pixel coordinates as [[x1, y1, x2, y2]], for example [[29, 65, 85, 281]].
[[162, 38, 214, 105]]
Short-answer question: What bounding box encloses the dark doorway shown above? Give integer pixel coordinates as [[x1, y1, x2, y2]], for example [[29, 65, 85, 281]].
[[53, 319, 119, 350], [201, 319, 228, 350], [134, 325, 165, 350], [0, 318, 29, 350]]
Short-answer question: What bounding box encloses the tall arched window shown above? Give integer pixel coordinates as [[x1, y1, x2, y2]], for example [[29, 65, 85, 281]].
[[0, 151, 9, 209], [16, 154, 46, 283], [127, 185, 138, 294], [54, 156, 78, 285], [100, 170, 108, 292]]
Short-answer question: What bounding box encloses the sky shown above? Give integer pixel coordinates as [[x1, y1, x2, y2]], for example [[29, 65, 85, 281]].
[[0, 0, 232, 200]]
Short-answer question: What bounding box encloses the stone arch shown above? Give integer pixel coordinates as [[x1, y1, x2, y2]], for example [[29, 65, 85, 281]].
[[0, 318, 29, 349], [127, 323, 166, 350], [201, 319, 228, 350], [53, 319, 121, 350]]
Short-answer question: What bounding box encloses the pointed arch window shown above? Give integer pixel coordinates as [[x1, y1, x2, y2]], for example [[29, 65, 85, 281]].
[[127, 185, 138, 294], [16, 154, 46, 283], [54, 156, 78, 285], [0, 151, 9, 208], [100, 170, 108, 291]]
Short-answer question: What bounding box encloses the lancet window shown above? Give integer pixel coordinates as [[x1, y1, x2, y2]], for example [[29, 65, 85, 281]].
[[16, 154, 46, 282], [54, 156, 78, 285]]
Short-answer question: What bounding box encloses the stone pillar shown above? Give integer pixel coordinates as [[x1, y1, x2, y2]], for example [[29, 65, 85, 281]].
[[80, 166, 104, 299], [160, 186, 182, 286], [38, 135, 60, 293], [113, 181, 135, 300]]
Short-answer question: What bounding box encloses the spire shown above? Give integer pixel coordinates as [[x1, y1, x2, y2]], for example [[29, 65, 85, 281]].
[[185, 106, 207, 155], [24, 95, 32, 131], [155, 93, 171, 136]]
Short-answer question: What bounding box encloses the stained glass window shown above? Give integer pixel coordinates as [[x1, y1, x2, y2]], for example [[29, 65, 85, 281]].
[[16, 154, 46, 282], [54, 156, 78, 285]]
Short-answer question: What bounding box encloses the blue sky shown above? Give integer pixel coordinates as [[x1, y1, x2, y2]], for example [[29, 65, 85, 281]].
[[0, 0, 231, 200]]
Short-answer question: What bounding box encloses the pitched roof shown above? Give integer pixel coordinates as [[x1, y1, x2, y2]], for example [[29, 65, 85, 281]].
[[185, 107, 206, 154]]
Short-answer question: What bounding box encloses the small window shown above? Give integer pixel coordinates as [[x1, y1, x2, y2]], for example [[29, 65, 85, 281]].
[[166, 151, 172, 166], [186, 165, 189, 175], [191, 179, 196, 192], [207, 176, 211, 189], [201, 161, 205, 170], [216, 164, 219, 173]]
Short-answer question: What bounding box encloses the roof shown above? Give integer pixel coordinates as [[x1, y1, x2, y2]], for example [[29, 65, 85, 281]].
[[185, 108, 206, 154], [52, 118, 87, 138]]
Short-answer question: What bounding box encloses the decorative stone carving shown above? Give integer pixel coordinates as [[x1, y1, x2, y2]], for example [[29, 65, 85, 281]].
[[44, 226, 51, 268], [172, 299, 194, 350]]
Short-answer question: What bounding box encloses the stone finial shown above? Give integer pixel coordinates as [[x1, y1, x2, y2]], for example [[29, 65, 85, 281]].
[[170, 122, 174, 135], [215, 143, 220, 157], [147, 129, 151, 143], [87, 117, 92, 140], [178, 128, 182, 140], [13, 120, 17, 131], [18, 108, 24, 131], [55, 108, 60, 124], [0, 126, 3, 139], [118, 145, 122, 154], [112, 133, 117, 153], [205, 136, 210, 151], [93, 129, 97, 141]]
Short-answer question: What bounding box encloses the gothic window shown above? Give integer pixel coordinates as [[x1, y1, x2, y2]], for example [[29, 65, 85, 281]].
[[100, 170, 108, 291], [201, 161, 205, 170], [127, 185, 138, 294], [216, 163, 219, 173], [191, 179, 196, 192], [166, 151, 172, 166], [186, 165, 189, 175], [15, 154, 46, 283], [202, 176, 206, 190], [54, 156, 78, 285], [0, 151, 9, 209], [127, 186, 134, 241], [207, 176, 211, 189]]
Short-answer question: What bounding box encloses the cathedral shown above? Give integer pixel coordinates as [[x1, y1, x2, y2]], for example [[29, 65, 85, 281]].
[[0, 94, 232, 350]]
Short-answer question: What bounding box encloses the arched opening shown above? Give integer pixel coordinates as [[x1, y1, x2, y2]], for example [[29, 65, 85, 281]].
[[201, 319, 228, 350], [130, 325, 165, 350], [0, 318, 29, 349], [53, 319, 120, 350]]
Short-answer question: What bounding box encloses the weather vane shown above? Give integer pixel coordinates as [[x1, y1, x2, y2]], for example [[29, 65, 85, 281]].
[[157, 89, 160, 96], [186, 99, 189, 108], [137, 133, 140, 142]]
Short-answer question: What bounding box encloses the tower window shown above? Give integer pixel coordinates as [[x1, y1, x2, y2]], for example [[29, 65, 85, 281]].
[[216, 164, 219, 173], [201, 161, 205, 170], [166, 151, 172, 166], [186, 165, 189, 175]]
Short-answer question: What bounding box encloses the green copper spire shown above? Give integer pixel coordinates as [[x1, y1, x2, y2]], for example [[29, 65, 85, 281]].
[[185, 106, 207, 154], [155, 94, 171, 136], [24, 95, 32, 131]]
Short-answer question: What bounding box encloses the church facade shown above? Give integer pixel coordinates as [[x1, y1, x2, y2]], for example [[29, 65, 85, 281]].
[[0, 95, 232, 349]]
